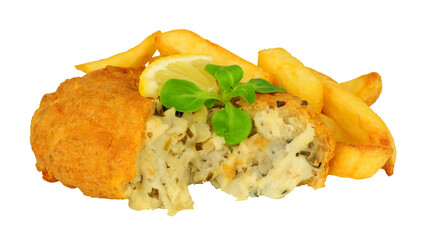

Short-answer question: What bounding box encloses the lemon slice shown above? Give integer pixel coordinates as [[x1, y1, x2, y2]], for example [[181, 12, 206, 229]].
[[139, 54, 218, 98]]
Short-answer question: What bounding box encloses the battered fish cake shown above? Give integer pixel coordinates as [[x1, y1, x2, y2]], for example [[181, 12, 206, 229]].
[[31, 66, 335, 215], [31, 66, 153, 199]]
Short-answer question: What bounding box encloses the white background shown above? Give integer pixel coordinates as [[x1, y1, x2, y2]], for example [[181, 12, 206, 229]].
[[1, 0, 422, 239]]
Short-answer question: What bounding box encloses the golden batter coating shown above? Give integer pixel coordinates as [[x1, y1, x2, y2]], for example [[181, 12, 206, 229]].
[[30, 66, 153, 199]]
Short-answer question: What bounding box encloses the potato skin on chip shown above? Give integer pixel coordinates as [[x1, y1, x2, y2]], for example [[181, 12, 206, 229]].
[[75, 31, 160, 73], [155, 29, 276, 84], [258, 48, 324, 113], [329, 143, 393, 179]]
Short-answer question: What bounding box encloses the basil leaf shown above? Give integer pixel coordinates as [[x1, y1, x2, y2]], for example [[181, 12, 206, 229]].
[[247, 78, 287, 93], [205, 64, 226, 77], [212, 102, 252, 145], [214, 65, 244, 90], [160, 79, 221, 112], [230, 83, 256, 104]]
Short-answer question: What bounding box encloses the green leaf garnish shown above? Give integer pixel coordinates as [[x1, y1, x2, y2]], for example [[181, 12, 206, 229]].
[[204, 64, 226, 77], [230, 83, 256, 104], [247, 78, 287, 93], [204, 99, 221, 108], [212, 102, 252, 145], [160, 79, 221, 112], [159, 64, 287, 145], [213, 65, 243, 90]]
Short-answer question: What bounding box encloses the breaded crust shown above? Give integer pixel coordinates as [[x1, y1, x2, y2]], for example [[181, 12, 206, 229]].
[[243, 93, 336, 188], [30, 66, 153, 199]]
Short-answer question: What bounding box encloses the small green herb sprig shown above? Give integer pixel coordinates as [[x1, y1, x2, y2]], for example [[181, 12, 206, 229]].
[[160, 64, 286, 145]]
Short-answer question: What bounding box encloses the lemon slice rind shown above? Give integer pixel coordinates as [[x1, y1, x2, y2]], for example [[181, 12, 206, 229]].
[[139, 55, 217, 98]]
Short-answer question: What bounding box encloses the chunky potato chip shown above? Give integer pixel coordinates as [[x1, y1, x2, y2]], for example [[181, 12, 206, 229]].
[[308, 68, 382, 107], [76, 31, 160, 73], [340, 72, 382, 106], [320, 112, 393, 179], [318, 74, 396, 176], [329, 143, 393, 179], [311, 69, 395, 178], [307, 67, 337, 84], [155, 30, 275, 84], [258, 48, 324, 112], [319, 114, 356, 144]]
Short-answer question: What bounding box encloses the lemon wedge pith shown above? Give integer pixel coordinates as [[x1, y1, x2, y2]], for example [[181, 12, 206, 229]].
[[139, 55, 218, 98]]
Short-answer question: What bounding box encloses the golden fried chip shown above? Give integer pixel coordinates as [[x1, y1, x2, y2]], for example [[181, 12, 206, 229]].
[[155, 29, 275, 84], [319, 113, 356, 144], [319, 113, 391, 179], [310, 68, 394, 178], [340, 72, 382, 106], [258, 48, 324, 112], [75, 31, 160, 73], [307, 67, 337, 84], [319, 75, 396, 176], [308, 68, 382, 107], [329, 143, 393, 179]]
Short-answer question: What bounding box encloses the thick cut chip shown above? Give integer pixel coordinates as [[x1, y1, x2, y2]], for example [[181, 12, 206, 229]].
[[319, 114, 355, 144], [318, 75, 396, 176], [320, 113, 393, 179], [76, 31, 160, 73], [155, 29, 275, 84], [310, 69, 395, 178], [329, 143, 393, 179], [258, 48, 324, 112], [307, 67, 337, 84], [340, 72, 382, 106], [308, 68, 382, 107]]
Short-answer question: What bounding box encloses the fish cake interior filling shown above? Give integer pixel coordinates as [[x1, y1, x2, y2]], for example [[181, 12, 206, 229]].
[[124, 100, 322, 215]]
